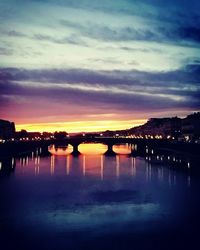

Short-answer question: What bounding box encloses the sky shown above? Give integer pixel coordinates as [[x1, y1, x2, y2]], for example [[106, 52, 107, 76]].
[[0, 0, 200, 132]]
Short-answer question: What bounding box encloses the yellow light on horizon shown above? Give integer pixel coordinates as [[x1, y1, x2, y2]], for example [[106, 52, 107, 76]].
[[16, 119, 147, 133]]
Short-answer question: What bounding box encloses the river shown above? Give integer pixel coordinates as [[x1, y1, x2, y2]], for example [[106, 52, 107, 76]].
[[0, 143, 199, 250]]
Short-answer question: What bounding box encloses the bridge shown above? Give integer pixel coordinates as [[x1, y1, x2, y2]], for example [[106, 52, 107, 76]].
[[53, 137, 166, 156], [0, 137, 154, 157], [1, 136, 200, 158]]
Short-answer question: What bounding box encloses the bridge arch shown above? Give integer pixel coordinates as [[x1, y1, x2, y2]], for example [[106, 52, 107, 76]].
[[78, 143, 108, 155], [112, 143, 132, 155], [48, 144, 73, 155]]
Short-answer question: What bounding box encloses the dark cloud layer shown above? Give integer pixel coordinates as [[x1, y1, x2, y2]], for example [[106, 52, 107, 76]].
[[0, 65, 200, 116], [3, 1, 200, 47], [59, 6, 200, 46], [1, 62, 200, 85]]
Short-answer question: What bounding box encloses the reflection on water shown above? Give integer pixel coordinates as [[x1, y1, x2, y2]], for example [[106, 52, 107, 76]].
[[0, 143, 198, 250], [78, 143, 108, 155], [48, 143, 132, 155], [48, 144, 73, 155], [0, 144, 191, 186], [113, 144, 132, 154]]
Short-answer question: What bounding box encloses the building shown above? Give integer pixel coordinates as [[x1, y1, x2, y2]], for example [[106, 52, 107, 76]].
[[0, 119, 16, 140], [181, 112, 200, 142], [129, 117, 181, 139]]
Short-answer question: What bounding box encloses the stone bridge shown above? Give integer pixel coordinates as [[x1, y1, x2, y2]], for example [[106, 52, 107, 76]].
[[53, 137, 162, 155], [1, 137, 190, 157]]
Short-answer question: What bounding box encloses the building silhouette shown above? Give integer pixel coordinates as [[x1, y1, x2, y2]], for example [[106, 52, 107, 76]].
[[0, 119, 16, 140], [129, 117, 181, 139], [181, 113, 200, 141]]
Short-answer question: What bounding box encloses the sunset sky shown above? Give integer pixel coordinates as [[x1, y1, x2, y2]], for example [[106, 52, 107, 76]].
[[0, 0, 200, 132]]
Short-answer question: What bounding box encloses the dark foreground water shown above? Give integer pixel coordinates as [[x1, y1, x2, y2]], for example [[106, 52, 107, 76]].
[[0, 143, 200, 250]]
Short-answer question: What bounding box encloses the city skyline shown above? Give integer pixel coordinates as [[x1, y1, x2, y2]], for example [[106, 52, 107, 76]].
[[1, 111, 199, 136], [1, 0, 200, 132]]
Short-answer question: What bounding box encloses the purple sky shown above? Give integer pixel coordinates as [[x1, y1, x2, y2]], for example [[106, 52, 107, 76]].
[[0, 0, 200, 131]]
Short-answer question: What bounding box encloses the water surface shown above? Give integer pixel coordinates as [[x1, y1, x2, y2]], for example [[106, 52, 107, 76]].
[[0, 143, 199, 250]]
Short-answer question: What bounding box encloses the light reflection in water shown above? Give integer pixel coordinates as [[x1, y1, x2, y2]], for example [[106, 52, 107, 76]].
[[168, 172, 172, 186], [35, 156, 40, 175], [48, 143, 133, 155], [187, 176, 191, 187], [11, 157, 14, 168], [145, 160, 151, 181], [83, 155, 86, 176], [113, 144, 131, 154], [78, 143, 108, 155], [80, 154, 106, 180], [131, 157, 136, 176], [66, 155, 71, 175], [174, 175, 176, 185], [101, 155, 104, 180], [116, 155, 120, 177], [81, 155, 100, 177], [50, 155, 55, 175], [7, 143, 191, 189], [48, 144, 73, 155], [0, 143, 198, 250]]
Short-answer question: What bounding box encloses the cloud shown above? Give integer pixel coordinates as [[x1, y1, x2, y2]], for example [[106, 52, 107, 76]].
[[60, 19, 160, 42], [0, 64, 199, 117], [58, 4, 200, 46], [0, 47, 13, 56], [2, 61, 200, 86], [33, 33, 88, 46], [2, 30, 27, 37], [1, 0, 200, 72]]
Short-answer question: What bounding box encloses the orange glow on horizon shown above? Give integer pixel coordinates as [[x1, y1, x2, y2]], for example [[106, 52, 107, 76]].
[[15, 119, 147, 133]]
